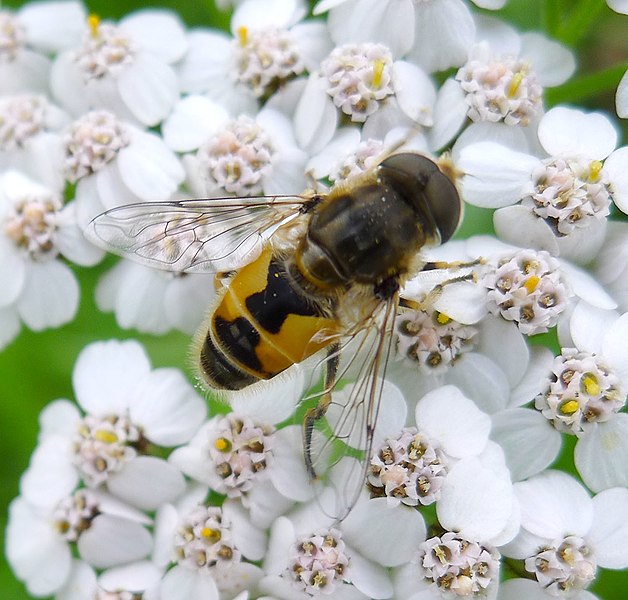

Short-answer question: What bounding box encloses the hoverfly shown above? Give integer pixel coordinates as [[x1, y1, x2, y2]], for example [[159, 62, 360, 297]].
[[85, 152, 463, 518]]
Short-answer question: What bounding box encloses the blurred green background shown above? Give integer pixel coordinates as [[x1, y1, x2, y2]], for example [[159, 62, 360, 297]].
[[1, 0, 627, 598]]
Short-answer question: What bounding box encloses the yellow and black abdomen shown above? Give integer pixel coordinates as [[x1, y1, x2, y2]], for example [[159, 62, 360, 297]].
[[198, 247, 337, 390]]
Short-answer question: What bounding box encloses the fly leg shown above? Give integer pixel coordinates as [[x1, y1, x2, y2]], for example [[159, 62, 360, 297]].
[[303, 342, 340, 479]]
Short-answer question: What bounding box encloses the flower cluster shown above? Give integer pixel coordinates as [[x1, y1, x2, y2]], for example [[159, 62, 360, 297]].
[[4, 0, 628, 599]]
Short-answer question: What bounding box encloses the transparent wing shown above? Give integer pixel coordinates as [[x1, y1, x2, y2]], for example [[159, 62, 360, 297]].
[[305, 295, 399, 522], [84, 195, 312, 273]]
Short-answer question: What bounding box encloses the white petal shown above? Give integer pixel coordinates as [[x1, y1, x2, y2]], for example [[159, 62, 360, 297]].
[[118, 130, 184, 201], [313, 0, 351, 13], [229, 367, 305, 424], [588, 487, 628, 568], [494, 205, 559, 254], [458, 142, 538, 208], [343, 497, 426, 566], [109, 264, 171, 334], [118, 55, 178, 126], [270, 426, 315, 502], [429, 78, 467, 151], [160, 565, 219, 600], [73, 339, 151, 416], [575, 416, 628, 492], [499, 579, 568, 600], [569, 301, 618, 355], [561, 261, 617, 309], [510, 345, 555, 408], [264, 150, 308, 194], [20, 436, 78, 509], [415, 385, 491, 458], [223, 500, 267, 561], [162, 95, 229, 152], [348, 550, 393, 599], [538, 107, 618, 159], [602, 312, 628, 381], [107, 456, 186, 511], [178, 30, 232, 94], [18, 1, 85, 52], [327, 0, 415, 58], [6, 498, 72, 596], [291, 22, 334, 72], [327, 379, 407, 450], [437, 457, 514, 541], [473, 14, 520, 55], [130, 368, 206, 446], [56, 560, 97, 600], [294, 73, 338, 154], [78, 514, 152, 569], [50, 52, 90, 116], [408, 0, 475, 72], [556, 218, 608, 264], [519, 32, 576, 87], [0, 241, 25, 307], [515, 470, 592, 538], [17, 260, 78, 330], [453, 121, 531, 159], [307, 127, 361, 178], [477, 316, 529, 388], [153, 504, 179, 568], [0, 50, 50, 95], [164, 273, 214, 334], [491, 407, 562, 481], [393, 61, 436, 124], [433, 280, 488, 324], [263, 516, 294, 575], [55, 202, 105, 266], [99, 560, 162, 593], [0, 305, 19, 349], [121, 10, 187, 63], [232, 0, 304, 30], [445, 353, 510, 414], [38, 399, 81, 438], [616, 69, 628, 117], [604, 146, 628, 214]]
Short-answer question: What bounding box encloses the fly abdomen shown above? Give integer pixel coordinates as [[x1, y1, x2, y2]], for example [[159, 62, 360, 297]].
[[197, 247, 338, 390]]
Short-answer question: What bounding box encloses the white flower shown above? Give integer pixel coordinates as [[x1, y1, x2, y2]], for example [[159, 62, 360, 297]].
[[177, 0, 330, 114], [502, 471, 628, 598], [170, 369, 314, 527], [6, 489, 153, 598], [51, 10, 187, 126], [0, 1, 86, 94], [594, 221, 628, 311], [306, 126, 429, 182], [260, 496, 420, 599], [95, 259, 216, 335], [0, 94, 71, 190], [458, 106, 626, 264], [393, 531, 502, 600], [19, 340, 207, 511], [545, 309, 628, 492], [294, 42, 436, 154], [180, 107, 308, 197], [314, 0, 497, 73], [62, 110, 184, 225], [55, 559, 162, 600], [432, 20, 575, 151], [153, 486, 266, 600], [0, 171, 103, 346]]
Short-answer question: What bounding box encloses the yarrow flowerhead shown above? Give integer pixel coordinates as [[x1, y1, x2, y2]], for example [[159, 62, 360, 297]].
[[63, 110, 130, 182], [286, 528, 350, 595], [522, 156, 612, 237], [368, 427, 447, 507], [535, 348, 625, 435], [396, 308, 478, 373], [483, 249, 570, 335], [456, 49, 543, 126], [196, 114, 275, 196], [233, 25, 304, 97], [418, 532, 500, 598], [524, 535, 596, 596], [320, 42, 394, 122], [174, 505, 241, 572]]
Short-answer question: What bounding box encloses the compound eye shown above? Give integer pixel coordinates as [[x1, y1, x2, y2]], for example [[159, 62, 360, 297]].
[[423, 169, 462, 244]]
